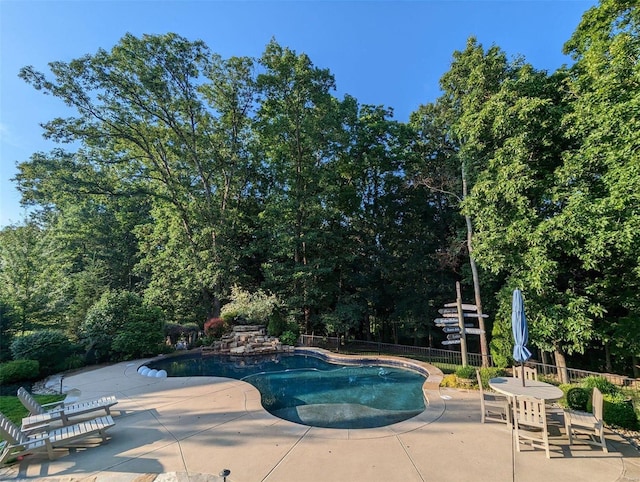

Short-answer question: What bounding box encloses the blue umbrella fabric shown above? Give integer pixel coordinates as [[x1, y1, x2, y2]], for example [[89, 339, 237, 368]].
[[512, 289, 532, 386]]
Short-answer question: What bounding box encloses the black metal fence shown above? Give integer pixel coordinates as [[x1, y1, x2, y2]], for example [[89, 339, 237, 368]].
[[298, 335, 640, 389], [298, 335, 488, 371]]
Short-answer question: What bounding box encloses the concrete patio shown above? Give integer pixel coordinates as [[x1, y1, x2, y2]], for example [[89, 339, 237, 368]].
[[1, 354, 640, 482]]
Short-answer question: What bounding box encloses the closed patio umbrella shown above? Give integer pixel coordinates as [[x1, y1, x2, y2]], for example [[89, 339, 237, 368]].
[[512, 289, 532, 386]]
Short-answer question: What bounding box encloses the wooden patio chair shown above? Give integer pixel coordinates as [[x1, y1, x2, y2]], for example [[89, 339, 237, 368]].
[[512, 396, 552, 458], [0, 412, 114, 466], [512, 365, 538, 381], [476, 369, 511, 424], [564, 387, 608, 452], [18, 387, 117, 431]]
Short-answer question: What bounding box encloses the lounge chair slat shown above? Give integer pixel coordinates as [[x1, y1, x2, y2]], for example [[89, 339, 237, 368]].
[[19, 388, 117, 431], [1, 412, 114, 466]]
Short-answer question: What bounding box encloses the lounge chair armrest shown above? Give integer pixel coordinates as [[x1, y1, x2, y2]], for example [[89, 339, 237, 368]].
[[22, 421, 51, 435], [27, 432, 51, 443]]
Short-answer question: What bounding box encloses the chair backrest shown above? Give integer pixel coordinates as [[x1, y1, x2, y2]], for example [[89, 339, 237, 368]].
[[512, 365, 538, 381], [0, 412, 27, 444], [475, 369, 485, 394], [514, 396, 547, 427], [592, 387, 604, 420], [17, 387, 46, 415]]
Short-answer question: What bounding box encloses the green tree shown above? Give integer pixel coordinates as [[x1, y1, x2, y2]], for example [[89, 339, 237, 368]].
[[559, 0, 640, 374], [256, 40, 345, 333], [81, 290, 164, 362], [19, 33, 261, 323], [0, 223, 71, 333]]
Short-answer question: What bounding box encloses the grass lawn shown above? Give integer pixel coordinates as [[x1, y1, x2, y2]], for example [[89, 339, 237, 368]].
[[0, 394, 66, 426]]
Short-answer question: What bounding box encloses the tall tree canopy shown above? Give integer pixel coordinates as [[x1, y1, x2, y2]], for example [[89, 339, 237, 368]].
[[7, 1, 640, 376]]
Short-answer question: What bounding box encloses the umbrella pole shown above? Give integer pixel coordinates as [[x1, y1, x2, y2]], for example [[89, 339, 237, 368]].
[[521, 362, 525, 386]]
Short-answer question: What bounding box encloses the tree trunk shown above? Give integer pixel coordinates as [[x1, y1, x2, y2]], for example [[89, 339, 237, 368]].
[[541, 350, 551, 377], [462, 167, 489, 367], [554, 348, 569, 384], [633, 355, 639, 379], [604, 342, 613, 373]]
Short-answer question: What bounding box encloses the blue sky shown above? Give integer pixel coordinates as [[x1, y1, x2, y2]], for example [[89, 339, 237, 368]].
[[0, 0, 595, 228]]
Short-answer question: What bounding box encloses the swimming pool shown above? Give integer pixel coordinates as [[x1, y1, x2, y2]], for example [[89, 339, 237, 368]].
[[144, 352, 427, 429]]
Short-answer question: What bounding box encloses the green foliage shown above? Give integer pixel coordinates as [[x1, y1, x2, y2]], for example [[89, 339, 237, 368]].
[[0, 360, 40, 384], [0, 300, 16, 362], [566, 387, 590, 411], [602, 393, 639, 430], [10, 330, 77, 376], [279, 331, 298, 346], [581, 376, 618, 396], [10, 21, 640, 376], [476, 366, 508, 390], [267, 312, 288, 337], [111, 318, 165, 360], [220, 286, 280, 325], [0, 223, 72, 333], [454, 365, 476, 380], [81, 290, 165, 362]]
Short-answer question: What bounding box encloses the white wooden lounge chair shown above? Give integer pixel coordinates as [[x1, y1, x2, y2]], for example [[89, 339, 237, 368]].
[[18, 387, 117, 431], [512, 396, 551, 458], [564, 387, 608, 452], [0, 412, 114, 466], [476, 369, 511, 424]]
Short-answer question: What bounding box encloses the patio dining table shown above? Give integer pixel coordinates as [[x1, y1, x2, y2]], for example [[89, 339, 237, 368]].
[[488, 376, 563, 401]]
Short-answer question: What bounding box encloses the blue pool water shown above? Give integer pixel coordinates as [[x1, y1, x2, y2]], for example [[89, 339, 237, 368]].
[[146, 353, 426, 429]]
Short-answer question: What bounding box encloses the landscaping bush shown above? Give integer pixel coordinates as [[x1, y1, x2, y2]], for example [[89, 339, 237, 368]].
[[204, 317, 228, 338], [111, 319, 166, 360], [455, 365, 477, 380], [267, 312, 288, 337], [603, 393, 639, 430], [81, 290, 165, 362], [220, 286, 280, 325], [64, 354, 86, 371], [440, 374, 458, 387], [0, 359, 39, 385], [279, 330, 298, 346], [566, 387, 590, 411], [581, 376, 618, 396], [455, 365, 476, 388], [10, 330, 78, 376], [476, 367, 508, 390]]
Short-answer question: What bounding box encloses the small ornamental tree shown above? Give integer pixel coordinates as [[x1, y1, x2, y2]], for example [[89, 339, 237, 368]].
[[204, 317, 228, 338], [220, 286, 280, 325]]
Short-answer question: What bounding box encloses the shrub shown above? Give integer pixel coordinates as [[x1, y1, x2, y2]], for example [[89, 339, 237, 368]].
[[279, 331, 298, 346], [566, 387, 590, 411], [220, 286, 280, 325], [455, 365, 477, 380], [440, 374, 458, 387], [112, 319, 166, 360], [10, 330, 78, 376], [0, 359, 39, 384], [603, 393, 639, 430], [581, 376, 618, 396], [164, 323, 183, 343], [476, 367, 508, 390], [204, 317, 228, 338], [64, 354, 86, 371], [81, 290, 165, 362], [267, 312, 288, 337]]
